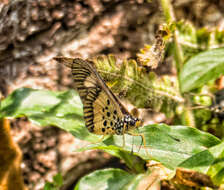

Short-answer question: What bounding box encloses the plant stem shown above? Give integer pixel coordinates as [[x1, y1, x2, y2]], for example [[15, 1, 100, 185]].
[[173, 33, 184, 74], [160, 0, 175, 23], [160, 0, 184, 75], [160, 0, 195, 127]]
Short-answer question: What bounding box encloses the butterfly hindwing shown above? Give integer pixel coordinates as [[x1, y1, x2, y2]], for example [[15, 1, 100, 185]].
[[90, 90, 123, 135]]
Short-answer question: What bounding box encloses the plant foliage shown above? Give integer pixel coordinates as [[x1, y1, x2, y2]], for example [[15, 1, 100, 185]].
[[1, 88, 224, 187]]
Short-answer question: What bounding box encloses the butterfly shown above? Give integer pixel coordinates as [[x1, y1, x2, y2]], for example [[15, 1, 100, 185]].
[[54, 57, 145, 147], [210, 89, 224, 118]]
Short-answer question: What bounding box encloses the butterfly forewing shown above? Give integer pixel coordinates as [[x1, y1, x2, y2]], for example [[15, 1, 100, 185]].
[[54, 57, 125, 135], [61, 58, 97, 99]]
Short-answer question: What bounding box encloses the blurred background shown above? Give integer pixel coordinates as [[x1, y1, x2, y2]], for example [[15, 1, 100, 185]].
[[0, 0, 224, 189]]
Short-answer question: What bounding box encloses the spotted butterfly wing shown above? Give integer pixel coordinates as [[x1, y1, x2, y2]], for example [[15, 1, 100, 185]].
[[54, 57, 141, 135]]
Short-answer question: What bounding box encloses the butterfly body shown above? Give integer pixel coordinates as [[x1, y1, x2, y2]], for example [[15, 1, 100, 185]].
[[210, 89, 224, 118], [54, 57, 142, 136]]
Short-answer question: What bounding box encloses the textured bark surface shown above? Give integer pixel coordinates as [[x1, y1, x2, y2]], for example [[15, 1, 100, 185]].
[[0, 0, 159, 94]]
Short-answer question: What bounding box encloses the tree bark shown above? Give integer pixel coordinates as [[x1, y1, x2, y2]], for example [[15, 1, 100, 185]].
[[0, 0, 158, 95]]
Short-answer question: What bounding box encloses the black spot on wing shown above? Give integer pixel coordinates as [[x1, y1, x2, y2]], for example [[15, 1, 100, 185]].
[[103, 120, 107, 127]]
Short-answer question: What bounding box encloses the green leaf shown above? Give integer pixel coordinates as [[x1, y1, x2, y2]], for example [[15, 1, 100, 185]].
[[80, 124, 220, 169], [44, 173, 63, 190], [74, 168, 144, 190], [1, 88, 221, 171], [180, 48, 224, 92], [179, 141, 224, 185], [53, 173, 63, 187], [78, 143, 146, 173], [0, 88, 100, 142], [44, 183, 55, 190], [122, 174, 146, 190]]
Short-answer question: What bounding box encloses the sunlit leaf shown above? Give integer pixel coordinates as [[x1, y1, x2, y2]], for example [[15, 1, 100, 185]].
[[180, 141, 224, 185], [80, 124, 220, 169], [74, 168, 144, 190], [180, 48, 224, 92], [0, 88, 221, 171], [0, 88, 99, 142]]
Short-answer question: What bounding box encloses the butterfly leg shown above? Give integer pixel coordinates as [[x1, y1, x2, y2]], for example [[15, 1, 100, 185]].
[[122, 134, 126, 148], [127, 132, 150, 158], [94, 135, 106, 144], [122, 124, 128, 148]]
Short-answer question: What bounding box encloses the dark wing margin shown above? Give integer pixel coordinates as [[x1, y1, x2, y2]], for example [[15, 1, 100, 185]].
[[54, 57, 94, 99]]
